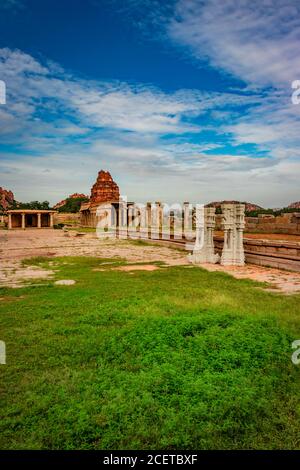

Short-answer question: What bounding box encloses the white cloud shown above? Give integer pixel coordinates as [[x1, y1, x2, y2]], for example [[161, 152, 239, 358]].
[[159, 0, 300, 196], [0, 43, 299, 207], [0, 47, 260, 138], [168, 0, 300, 88], [0, 48, 200, 135]]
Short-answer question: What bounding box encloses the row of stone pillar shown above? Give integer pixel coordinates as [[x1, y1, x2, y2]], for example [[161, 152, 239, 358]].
[[123, 201, 193, 239], [97, 201, 245, 266]]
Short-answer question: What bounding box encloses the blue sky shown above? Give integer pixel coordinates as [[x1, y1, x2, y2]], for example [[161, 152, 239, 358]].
[[0, 0, 299, 207]]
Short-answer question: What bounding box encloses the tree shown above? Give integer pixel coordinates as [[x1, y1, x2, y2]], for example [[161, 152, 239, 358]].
[[16, 201, 51, 210], [57, 197, 89, 213]]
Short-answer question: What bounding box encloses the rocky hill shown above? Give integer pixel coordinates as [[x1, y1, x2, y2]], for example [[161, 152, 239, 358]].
[[288, 201, 300, 209], [0, 187, 14, 211], [53, 193, 89, 210], [207, 200, 263, 212]]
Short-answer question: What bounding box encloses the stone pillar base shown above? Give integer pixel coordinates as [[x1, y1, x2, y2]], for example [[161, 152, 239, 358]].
[[188, 250, 219, 265]]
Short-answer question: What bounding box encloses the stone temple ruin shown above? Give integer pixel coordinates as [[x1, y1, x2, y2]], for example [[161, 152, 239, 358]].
[[4, 169, 300, 272], [80, 170, 246, 267], [80, 170, 120, 227]]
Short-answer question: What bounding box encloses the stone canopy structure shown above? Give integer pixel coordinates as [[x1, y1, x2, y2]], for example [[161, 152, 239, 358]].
[[7, 209, 56, 229]]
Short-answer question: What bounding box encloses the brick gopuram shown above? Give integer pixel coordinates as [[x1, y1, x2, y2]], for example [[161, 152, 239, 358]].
[[90, 170, 120, 204], [80, 171, 121, 227]]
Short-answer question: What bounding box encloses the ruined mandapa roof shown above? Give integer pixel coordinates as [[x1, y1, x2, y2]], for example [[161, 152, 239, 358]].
[[7, 209, 57, 214]]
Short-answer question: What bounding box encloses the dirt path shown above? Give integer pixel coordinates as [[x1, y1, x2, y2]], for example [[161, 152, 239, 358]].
[[1, 229, 300, 293], [0, 229, 187, 264], [201, 263, 300, 294], [0, 229, 187, 287]]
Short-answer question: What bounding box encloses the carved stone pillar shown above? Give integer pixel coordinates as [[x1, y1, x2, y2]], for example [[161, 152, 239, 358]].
[[220, 203, 245, 266], [205, 207, 219, 263], [170, 211, 175, 240], [220, 204, 234, 265], [146, 202, 152, 240], [128, 203, 140, 239], [118, 200, 128, 239], [128, 203, 137, 239], [234, 204, 245, 265], [183, 202, 192, 240], [8, 213, 12, 230], [21, 213, 25, 230], [150, 202, 161, 239], [49, 213, 54, 228], [188, 206, 219, 264], [139, 204, 148, 239], [37, 213, 41, 228], [156, 201, 163, 239]]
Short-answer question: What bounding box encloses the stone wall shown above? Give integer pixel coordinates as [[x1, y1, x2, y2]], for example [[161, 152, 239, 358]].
[[214, 236, 300, 272], [245, 213, 300, 234], [53, 213, 81, 226], [144, 236, 300, 272], [216, 212, 300, 235]]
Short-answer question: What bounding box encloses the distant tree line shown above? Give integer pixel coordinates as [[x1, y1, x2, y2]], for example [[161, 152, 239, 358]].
[[207, 205, 300, 217], [3, 198, 300, 217], [246, 207, 300, 217], [1, 197, 88, 213], [0, 200, 52, 212], [12, 200, 52, 210]]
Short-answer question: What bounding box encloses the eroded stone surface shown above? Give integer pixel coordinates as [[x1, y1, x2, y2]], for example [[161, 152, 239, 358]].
[[0, 187, 14, 210], [0, 260, 53, 288]]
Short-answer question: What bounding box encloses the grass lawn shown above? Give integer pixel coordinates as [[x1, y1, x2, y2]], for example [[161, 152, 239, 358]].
[[1, 256, 300, 449], [66, 227, 96, 232]]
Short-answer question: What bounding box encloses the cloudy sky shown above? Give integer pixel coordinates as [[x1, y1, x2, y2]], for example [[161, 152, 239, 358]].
[[0, 0, 299, 207]]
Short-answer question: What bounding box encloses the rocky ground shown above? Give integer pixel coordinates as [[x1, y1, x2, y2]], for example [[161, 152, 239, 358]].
[[1, 228, 300, 293]]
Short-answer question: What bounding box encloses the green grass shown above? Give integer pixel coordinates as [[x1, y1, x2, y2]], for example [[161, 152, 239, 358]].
[[1, 256, 300, 449], [67, 227, 96, 232]]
